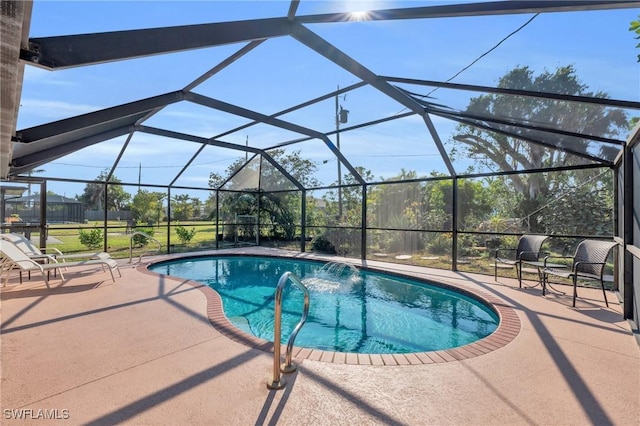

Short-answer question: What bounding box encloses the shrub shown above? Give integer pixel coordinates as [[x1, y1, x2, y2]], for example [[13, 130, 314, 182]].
[[78, 228, 103, 250], [175, 224, 196, 244], [132, 226, 155, 247], [426, 233, 450, 255], [311, 235, 337, 254]]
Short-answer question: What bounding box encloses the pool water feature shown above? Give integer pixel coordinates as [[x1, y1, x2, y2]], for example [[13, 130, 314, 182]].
[[149, 256, 499, 354]]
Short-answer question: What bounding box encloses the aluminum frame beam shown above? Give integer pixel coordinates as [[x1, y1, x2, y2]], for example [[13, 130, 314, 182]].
[[137, 125, 305, 191], [15, 91, 183, 143], [429, 107, 625, 146], [445, 113, 612, 166], [10, 125, 133, 174], [22, 18, 293, 70], [184, 91, 365, 185], [290, 23, 456, 176], [213, 82, 367, 141], [296, 1, 639, 23], [388, 77, 640, 110], [20, 1, 638, 70]]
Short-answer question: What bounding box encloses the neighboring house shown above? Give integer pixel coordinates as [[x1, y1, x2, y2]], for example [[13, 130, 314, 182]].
[[4, 193, 85, 224]]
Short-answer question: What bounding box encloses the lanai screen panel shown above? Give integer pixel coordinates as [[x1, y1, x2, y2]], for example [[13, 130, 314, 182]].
[[17, 66, 110, 129], [305, 189, 333, 229], [453, 117, 625, 164], [328, 84, 425, 136], [265, 141, 359, 189], [191, 36, 361, 122], [368, 179, 454, 232], [303, 9, 603, 88], [276, 93, 354, 136], [257, 158, 299, 192], [223, 123, 313, 150], [367, 180, 429, 230], [142, 101, 254, 140], [172, 145, 249, 190], [221, 155, 261, 191], [20, 25, 247, 122], [445, 128, 605, 174], [168, 188, 214, 221], [303, 5, 639, 95], [15, 135, 127, 183], [427, 86, 630, 148], [112, 132, 203, 186], [342, 115, 450, 181], [532, 169, 615, 236], [456, 169, 614, 236]]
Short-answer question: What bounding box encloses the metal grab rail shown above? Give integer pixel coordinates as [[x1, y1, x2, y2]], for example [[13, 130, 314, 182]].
[[267, 271, 310, 390], [128, 231, 162, 263]]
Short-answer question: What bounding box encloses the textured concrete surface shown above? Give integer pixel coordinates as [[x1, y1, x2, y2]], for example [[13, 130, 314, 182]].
[[2, 247, 638, 425]]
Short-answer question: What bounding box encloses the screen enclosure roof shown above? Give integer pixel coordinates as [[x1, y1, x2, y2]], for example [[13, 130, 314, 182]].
[[2, 0, 640, 192]]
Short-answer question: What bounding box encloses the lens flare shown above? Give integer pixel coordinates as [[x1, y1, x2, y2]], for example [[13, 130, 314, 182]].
[[349, 10, 370, 21]]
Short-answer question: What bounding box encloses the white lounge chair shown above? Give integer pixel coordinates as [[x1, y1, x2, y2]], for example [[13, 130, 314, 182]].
[[0, 239, 120, 288], [0, 233, 110, 262]]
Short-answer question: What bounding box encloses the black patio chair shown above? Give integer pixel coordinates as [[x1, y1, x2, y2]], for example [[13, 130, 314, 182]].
[[494, 234, 549, 287], [541, 239, 617, 307]]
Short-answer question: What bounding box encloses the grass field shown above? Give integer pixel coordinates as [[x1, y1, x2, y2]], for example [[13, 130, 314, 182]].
[[33, 221, 219, 260]]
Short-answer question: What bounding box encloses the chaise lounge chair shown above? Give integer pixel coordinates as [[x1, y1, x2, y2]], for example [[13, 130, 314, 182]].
[[541, 239, 617, 307], [494, 234, 549, 287], [0, 232, 111, 282], [0, 232, 110, 262], [0, 239, 120, 288]]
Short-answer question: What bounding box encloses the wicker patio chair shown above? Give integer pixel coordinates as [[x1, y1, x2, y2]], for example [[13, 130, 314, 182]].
[[494, 234, 549, 287], [542, 239, 617, 307]]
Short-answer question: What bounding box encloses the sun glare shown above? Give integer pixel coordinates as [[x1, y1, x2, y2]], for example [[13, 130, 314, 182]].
[[349, 10, 370, 21]]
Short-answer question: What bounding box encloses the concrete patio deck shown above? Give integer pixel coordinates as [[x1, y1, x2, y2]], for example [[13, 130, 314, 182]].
[[1, 247, 638, 425]]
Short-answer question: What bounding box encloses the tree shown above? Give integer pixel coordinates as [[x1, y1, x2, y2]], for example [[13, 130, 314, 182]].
[[130, 190, 165, 224], [76, 170, 131, 210], [316, 166, 372, 256], [450, 65, 627, 231], [631, 16, 640, 62], [322, 166, 373, 226], [421, 177, 493, 231], [171, 194, 198, 221], [536, 168, 614, 236]]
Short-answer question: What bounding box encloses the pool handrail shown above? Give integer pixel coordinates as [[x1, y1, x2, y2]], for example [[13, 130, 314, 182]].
[[267, 271, 310, 390], [128, 231, 162, 263]]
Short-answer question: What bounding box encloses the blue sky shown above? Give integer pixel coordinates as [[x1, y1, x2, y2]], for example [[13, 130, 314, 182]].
[[16, 1, 640, 200]]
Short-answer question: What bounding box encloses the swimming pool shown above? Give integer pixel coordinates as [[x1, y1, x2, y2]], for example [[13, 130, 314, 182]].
[[149, 255, 499, 354]]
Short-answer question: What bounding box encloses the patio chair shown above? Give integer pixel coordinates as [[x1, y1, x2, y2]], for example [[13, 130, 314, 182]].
[[0, 239, 120, 289], [494, 234, 549, 287], [541, 239, 617, 307], [0, 233, 110, 260], [0, 233, 111, 282]]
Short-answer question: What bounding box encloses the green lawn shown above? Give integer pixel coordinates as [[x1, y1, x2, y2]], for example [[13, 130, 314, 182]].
[[40, 221, 220, 259]]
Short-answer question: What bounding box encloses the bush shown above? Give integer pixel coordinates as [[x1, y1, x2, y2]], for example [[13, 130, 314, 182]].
[[132, 226, 155, 247], [175, 224, 196, 244], [426, 233, 450, 255], [311, 235, 337, 254], [79, 228, 103, 250]]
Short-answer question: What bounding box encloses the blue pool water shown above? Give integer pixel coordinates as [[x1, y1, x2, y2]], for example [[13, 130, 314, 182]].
[[149, 256, 499, 354]]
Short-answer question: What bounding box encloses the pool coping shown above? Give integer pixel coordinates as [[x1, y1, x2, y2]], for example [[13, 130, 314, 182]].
[[138, 251, 520, 366]]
